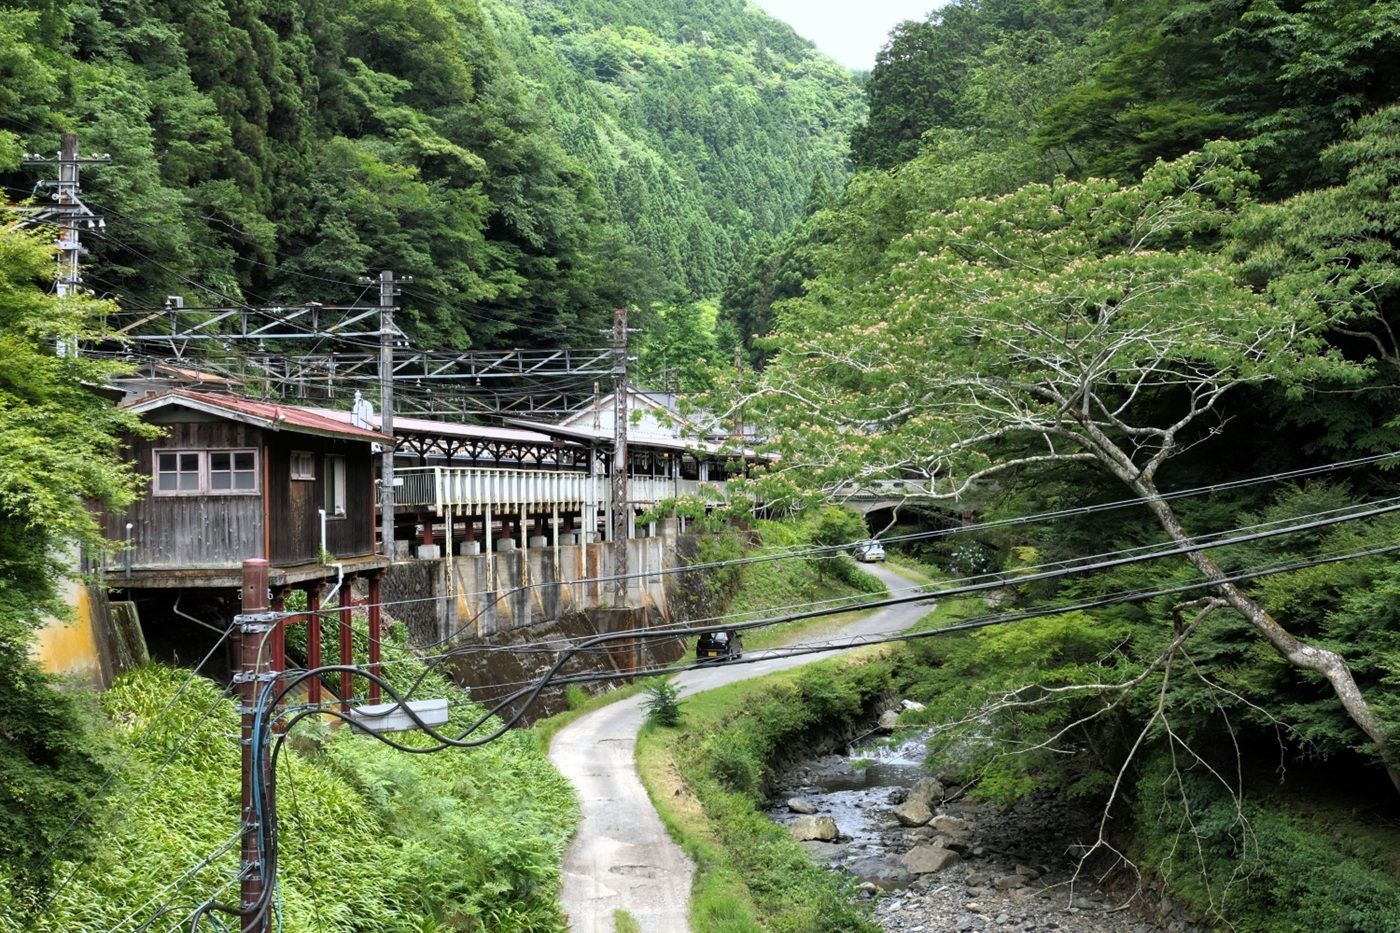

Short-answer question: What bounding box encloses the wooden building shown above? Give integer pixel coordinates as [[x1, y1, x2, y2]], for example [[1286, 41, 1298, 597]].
[[106, 389, 391, 588]]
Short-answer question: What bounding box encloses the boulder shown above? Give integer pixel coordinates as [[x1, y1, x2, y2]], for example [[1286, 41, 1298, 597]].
[[789, 815, 840, 842], [945, 838, 974, 856], [877, 709, 900, 732], [786, 797, 818, 814], [910, 776, 945, 807], [800, 840, 848, 863], [931, 814, 972, 835], [845, 854, 913, 889], [901, 845, 961, 874], [893, 798, 933, 827]]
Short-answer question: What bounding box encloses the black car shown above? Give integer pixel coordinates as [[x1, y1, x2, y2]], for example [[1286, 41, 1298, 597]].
[[696, 630, 743, 662]]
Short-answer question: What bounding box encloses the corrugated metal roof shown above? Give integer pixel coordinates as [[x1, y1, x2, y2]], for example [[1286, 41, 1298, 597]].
[[505, 417, 725, 454], [308, 409, 559, 445], [123, 390, 392, 444]]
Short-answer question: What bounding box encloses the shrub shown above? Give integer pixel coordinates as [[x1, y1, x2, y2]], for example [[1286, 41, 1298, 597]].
[[565, 685, 589, 710], [641, 678, 683, 727], [703, 729, 763, 798], [1, 624, 578, 932]]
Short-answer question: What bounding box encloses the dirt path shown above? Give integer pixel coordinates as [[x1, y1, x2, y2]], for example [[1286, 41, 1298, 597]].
[[549, 563, 926, 933]]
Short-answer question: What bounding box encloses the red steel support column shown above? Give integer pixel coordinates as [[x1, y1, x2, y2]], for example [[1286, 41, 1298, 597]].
[[238, 559, 270, 933], [339, 576, 354, 712], [368, 572, 382, 705], [306, 583, 323, 705], [269, 589, 287, 677]]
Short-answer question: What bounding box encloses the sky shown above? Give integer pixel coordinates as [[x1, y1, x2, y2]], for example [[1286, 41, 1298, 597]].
[[748, 0, 943, 71]]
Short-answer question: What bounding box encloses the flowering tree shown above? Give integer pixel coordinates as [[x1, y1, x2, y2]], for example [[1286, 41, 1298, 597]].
[[742, 144, 1398, 789]]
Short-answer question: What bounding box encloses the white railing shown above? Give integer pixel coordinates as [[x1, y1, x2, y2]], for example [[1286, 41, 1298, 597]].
[[394, 466, 730, 513], [396, 466, 603, 511]]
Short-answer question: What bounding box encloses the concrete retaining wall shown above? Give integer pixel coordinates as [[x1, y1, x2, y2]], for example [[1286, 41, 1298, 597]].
[[391, 520, 682, 646]]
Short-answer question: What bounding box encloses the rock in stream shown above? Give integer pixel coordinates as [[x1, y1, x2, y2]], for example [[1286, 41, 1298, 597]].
[[765, 730, 1203, 933]]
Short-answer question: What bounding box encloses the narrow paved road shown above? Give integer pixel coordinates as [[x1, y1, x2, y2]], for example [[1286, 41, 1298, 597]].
[[550, 563, 929, 933]]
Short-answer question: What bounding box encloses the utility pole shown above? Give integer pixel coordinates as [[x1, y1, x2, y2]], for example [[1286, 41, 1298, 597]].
[[236, 559, 274, 933], [733, 344, 745, 444], [21, 133, 109, 354], [375, 270, 411, 557], [611, 306, 629, 608]]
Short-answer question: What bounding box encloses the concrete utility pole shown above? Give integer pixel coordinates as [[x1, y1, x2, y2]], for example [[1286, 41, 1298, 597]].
[[21, 133, 109, 354], [376, 270, 412, 557], [611, 306, 629, 608], [236, 559, 274, 933]]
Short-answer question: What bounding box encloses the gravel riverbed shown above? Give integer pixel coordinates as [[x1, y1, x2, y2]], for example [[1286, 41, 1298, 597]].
[[767, 734, 1203, 933]]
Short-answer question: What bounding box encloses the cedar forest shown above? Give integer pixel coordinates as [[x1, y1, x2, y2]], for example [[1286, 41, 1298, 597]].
[[3, 0, 1400, 930]]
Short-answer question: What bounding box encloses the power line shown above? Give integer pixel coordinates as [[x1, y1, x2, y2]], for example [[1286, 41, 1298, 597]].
[[267, 452, 1400, 648], [27, 623, 239, 924], [116, 833, 242, 933], [32, 687, 236, 926], [180, 518, 1400, 931]]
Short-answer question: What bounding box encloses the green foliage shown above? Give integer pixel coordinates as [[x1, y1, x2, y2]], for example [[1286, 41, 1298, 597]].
[[1, 0, 860, 350], [1132, 752, 1400, 931], [0, 650, 110, 901], [641, 677, 682, 727], [564, 684, 590, 710], [803, 505, 868, 584], [490, 0, 864, 300], [0, 642, 577, 931], [850, 0, 1102, 170], [633, 295, 732, 391], [746, 145, 1359, 510], [1035, 0, 1400, 197], [0, 214, 147, 898], [0, 217, 147, 635], [666, 665, 888, 933]]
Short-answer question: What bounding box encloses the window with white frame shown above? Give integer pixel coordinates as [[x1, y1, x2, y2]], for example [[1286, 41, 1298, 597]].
[[209, 450, 258, 491], [155, 451, 202, 493], [324, 455, 347, 516], [153, 449, 259, 495], [290, 451, 316, 481]]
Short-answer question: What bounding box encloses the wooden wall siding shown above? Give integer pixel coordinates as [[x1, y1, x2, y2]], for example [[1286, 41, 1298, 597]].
[[267, 437, 375, 565], [104, 421, 265, 567]]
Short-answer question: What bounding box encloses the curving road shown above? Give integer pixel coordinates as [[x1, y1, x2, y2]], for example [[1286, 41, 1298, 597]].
[[550, 563, 929, 933]]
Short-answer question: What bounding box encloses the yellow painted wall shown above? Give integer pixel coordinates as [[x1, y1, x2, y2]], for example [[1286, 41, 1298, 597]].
[[31, 581, 106, 685]]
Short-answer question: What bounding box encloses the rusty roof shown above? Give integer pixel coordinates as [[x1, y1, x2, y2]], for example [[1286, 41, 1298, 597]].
[[123, 390, 393, 444]]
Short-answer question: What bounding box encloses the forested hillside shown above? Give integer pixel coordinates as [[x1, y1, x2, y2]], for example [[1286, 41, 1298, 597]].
[[0, 0, 861, 924], [726, 0, 1400, 925], [491, 0, 862, 300], [0, 0, 860, 349]]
